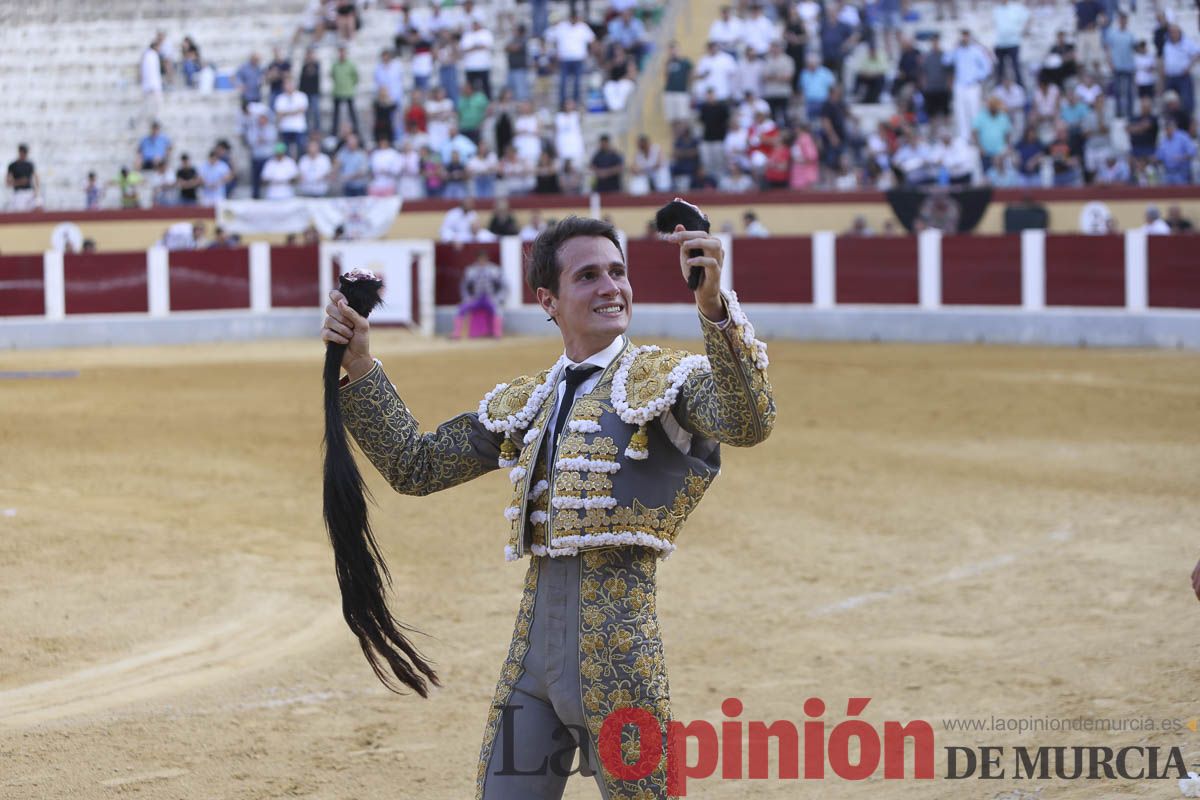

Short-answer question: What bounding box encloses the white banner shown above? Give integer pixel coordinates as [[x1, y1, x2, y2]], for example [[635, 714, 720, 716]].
[[216, 197, 402, 240], [320, 241, 414, 325]]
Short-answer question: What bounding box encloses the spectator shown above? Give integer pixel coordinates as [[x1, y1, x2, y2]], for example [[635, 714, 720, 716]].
[[367, 138, 402, 196], [397, 140, 425, 199], [950, 30, 993, 141], [1156, 118, 1197, 184], [1161, 90, 1192, 134], [140, 39, 163, 116], [137, 121, 172, 170], [782, 7, 809, 80], [719, 160, 756, 192], [441, 122, 478, 167], [275, 77, 309, 158], [1132, 40, 1156, 103], [762, 41, 796, 126], [208, 226, 236, 249], [921, 34, 953, 124], [266, 47, 292, 107], [740, 3, 778, 58], [1142, 206, 1172, 235], [817, 84, 852, 176], [707, 6, 744, 57], [148, 161, 174, 206], [426, 85, 457, 151], [762, 129, 792, 189], [632, 133, 671, 194], [590, 134, 624, 193], [196, 149, 231, 206], [560, 159, 586, 195], [180, 36, 202, 88], [299, 49, 322, 135], [603, 49, 638, 111], [297, 138, 333, 197], [373, 86, 399, 145], [992, 0, 1031, 87], [443, 150, 470, 199], [411, 38, 435, 92], [336, 0, 358, 42], [1031, 74, 1062, 130], [991, 75, 1027, 133], [331, 46, 359, 136], [499, 145, 532, 195], [439, 198, 477, 243], [487, 197, 518, 236], [113, 166, 142, 208], [335, 132, 369, 196], [973, 96, 1013, 171], [789, 122, 821, 189], [261, 144, 299, 200], [466, 141, 498, 198], [84, 170, 101, 209], [1105, 12, 1136, 118], [893, 35, 922, 97], [374, 49, 405, 118], [507, 25, 532, 102], [695, 40, 738, 102], [1015, 126, 1046, 186], [662, 42, 693, 125], [855, 44, 889, 104], [1074, 71, 1102, 106], [1093, 153, 1131, 185], [457, 81, 489, 144], [931, 128, 979, 185], [893, 130, 935, 185], [236, 52, 265, 104], [698, 88, 731, 177], [552, 11, 594, 108], [743, 210, 770, 237], [533, 151, 562, 194], [519, 210, 546, 242], [1047, 123, 1082, 186], [550, 98, 584, 168], [799, 52, 836, 121], [435, 31, 460, 106], [987, 151, 1025, 187], [669, 123, 701, 191], [1167, 206, 1195, 233], [244, 110, 278, 200], [1041, 30, 1078, 88], [1127, 96, 1159, 162], [175, 154, 200, 206], [461, 19, 494, 98], [607, 8, 648, 63], [1074, 0, 1105, 74], [1163, 25, 1200, 117], [819, 4, 859, 80]]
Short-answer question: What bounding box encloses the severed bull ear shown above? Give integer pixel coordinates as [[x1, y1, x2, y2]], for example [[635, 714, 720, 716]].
[[655, 197, 711, 291], [322, 268, 439, 696]]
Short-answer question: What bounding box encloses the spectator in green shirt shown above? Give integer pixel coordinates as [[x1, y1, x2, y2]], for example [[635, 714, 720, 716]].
[[331, 46, 359, 137], [457, 82, 489, 144]]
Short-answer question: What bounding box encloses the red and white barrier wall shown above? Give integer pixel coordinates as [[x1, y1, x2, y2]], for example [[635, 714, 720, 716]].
[[2, 233, 1198, 349]]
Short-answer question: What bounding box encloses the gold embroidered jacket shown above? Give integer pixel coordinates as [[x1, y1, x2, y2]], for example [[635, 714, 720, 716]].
[[339, 290, 775, 561]]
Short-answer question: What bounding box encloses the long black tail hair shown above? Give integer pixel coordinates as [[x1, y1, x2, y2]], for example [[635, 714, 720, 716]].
[[322, 269, 440, 696]]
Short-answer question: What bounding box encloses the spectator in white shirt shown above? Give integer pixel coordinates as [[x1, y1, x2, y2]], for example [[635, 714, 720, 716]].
[[1162, 25, 1200, 116], [551, 12, 595, 108], [261, 144, 299, 200], [439, 198, 477, 243], [1141, 206, 1172, 235], [373, 49, 405, 112], [297, 138, 332, 197], [460, 19, 495, 98], [991, 0, 1031, 87], [949, 30, 994, 141], [707, 6, 744, 57], [140, 40, 163, 116], [518, 210, 545, 242], [694, 40, 739, 101], [741, 4, 780, 57], [274, 77, 309, 158], [368, 139, 403, 196]]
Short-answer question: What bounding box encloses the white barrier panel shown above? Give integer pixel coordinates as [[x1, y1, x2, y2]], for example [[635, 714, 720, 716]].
[[1124, 229, 1148, 311], [1020, 229, 1046, 310], [42, 250, 64, 320], [147, 246, 169, 317], [812, 231, 836, 309], [917, 229, 942, 310], [321, 240, 415, 325], [499, 235, 525, 310], [249, 242, 271, 313]]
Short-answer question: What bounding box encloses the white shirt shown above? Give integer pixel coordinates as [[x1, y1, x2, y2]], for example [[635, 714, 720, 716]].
[[992, 2, 1030, 49], [950, 44, 992, 87], [707, 16, 744, 50], [261, 156, 299, 199], [1074, 82, 1102, 105], [369, 147, 404, 192], [274, 91, 309, 133], [695, 50, 739, 100], [1162, 36, 1200, 77], [298, 152, 332, 195], [440, 206, 477, 242], [991, 83, 1026, 112], [741, 15, 779, 56], [1134, 52, 1157, 86], [519, 224, 543, 242], [140, 47, 162, 92], [553, 20, 595, 61], [1144, 219, 1172, 235], [374, 59, 405, 103], [461, 27, 495, 71]]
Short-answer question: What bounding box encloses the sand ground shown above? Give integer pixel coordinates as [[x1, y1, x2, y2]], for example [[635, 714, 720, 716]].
[[1, 331, 1197, 799]]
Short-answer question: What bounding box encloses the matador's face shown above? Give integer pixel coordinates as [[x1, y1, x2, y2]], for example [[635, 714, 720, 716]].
[[542, 236, 632, 359]]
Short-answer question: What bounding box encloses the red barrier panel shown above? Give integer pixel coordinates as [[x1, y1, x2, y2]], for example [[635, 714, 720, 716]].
[[731, 236, 813, 303], [0, 255, 44, 316], [434, 242, 502, 306], [65, 252, 148, 314], [1045, 235, 1124, 307], [836, 236, 918, 304], [941, 235, 1022, 306], [270, 244, 320, 308], [169, 248, 250, 311], [1148, 235, 1200, 309], [624, 238, 697, 303]]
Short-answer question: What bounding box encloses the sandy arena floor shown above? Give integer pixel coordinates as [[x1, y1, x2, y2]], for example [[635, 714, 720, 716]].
[[1, 331, 1197, 799]]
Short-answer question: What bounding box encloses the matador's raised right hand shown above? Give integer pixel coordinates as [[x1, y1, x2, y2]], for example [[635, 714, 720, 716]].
[[322, 289, 375, 381]]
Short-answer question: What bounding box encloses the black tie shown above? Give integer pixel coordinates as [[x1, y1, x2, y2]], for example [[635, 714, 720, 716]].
[[550, 365, 602, 465]]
